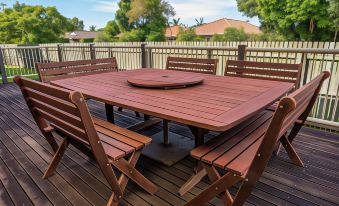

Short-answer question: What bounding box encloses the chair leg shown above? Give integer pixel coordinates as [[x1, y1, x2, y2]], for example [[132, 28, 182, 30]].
[[178, 162, 207, 196], [280, 135, 304, 167], [184, 172, 242, 206], [204, 164, 233, 205], [118, 107, 123, 112], [111, 151, 159, 195], [43, 137, 69, 179], [43, 132, 59, 153]]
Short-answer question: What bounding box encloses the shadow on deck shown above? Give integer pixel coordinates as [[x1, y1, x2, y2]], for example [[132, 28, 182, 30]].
[[0, 83, 338, 206]]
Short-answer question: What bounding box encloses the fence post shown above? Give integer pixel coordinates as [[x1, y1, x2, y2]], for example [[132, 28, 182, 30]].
[[89, 44, 96, 60], [141, 43, 147, 68], [237, 44, 247, 60], [207, 50, 213, 59], [57, 44, 63, 62], [0, 47, 8, 84]]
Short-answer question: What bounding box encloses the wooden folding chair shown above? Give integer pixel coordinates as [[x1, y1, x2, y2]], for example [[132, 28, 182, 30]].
[[179, 71, 329, 206], [224, 60, 302, 89], [14, 76, 159, 206], [36, 58, 119, 83], [166, 56, 218, 75]]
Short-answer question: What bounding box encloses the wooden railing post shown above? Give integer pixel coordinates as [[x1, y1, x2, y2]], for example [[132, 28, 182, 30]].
[[57, 44, 63, 62], [0, 47, 8, 84], [207, 50, 213, 59], [141, 43, 147, 68], [238, 45, 247, 60], [89, 44, 96, 60]]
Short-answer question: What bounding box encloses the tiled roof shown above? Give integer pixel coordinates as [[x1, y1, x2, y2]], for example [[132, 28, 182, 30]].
[[64, 31, 101, 40], [195, 18, 262, 36], [165, 25, 183, 38]]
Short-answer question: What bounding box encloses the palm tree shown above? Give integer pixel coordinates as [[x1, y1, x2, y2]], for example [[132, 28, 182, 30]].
[[195, 18, 204, 26], [0, 3, 6, 11], [89, 25, 96, 31], [171, 18, 181, 26]]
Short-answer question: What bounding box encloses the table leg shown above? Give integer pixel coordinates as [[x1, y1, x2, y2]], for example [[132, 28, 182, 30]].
[[144, 114, 150, 121], [188, 126, 208, 147], [163, 120, 170, 145], [105, 103, 114, 124]]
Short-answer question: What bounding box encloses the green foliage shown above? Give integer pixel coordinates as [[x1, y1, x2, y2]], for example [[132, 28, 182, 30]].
[[236, 0, 259, 18], [115, 0, 174, 42], [236, 0, 335, 41], [146, 31, 166, 41], [171, 18, 181, 26], [95, 20, 120, 42], [211, 28, 249, 41], [89, 25, 96, 31], [115, 0, 135, 32], [176, 28, 203, 41], [119, 29, 145, 42], [328, 0, 339, 31], [70, 17, 84, 31], [223, 28, 248, 41], [0, 2, 75, 44]]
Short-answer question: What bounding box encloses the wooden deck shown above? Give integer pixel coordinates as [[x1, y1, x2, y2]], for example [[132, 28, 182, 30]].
[[0, 83, 338, 206]]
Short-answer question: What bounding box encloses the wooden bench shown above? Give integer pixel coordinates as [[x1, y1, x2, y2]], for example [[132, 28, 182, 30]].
[[179, 71, 330, 206], [14, 76, 159, 206], [166, 56, 218, 74], [36, 58, 141, 122]]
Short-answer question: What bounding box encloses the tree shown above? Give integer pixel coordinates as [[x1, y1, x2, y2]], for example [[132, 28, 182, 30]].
[[236, 0, 335, 41], [125, 0, 175, 41], [171, 18, 181, 26], [115, 0, 135, 32], [95, 20, 120, 42], [176, 28, 203, 41], [89, 25, 96, 31], [328, 0, 339, 41], [211, 28, 249, 41], [0, 2, 74, 44], [194, 18, 204, 27], [119, 29, 144, 42], [0, 2, 6, 11], [70, 17, 84, 31]]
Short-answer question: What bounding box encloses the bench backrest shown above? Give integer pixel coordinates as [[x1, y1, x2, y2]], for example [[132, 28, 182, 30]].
[[225, 60, 302, 89], [166, 56, 218, 74], [36, 58, 118, 83], [233, 71, 330, 205], [14, 76, 122, 196]]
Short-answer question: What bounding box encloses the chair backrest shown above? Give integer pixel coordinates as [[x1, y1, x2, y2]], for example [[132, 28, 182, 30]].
[[233, 71, 330, 205], [36, 58, 118, 83], [14, 76, 122, 196], [166, 56, 218, 74], [225, 60, 302, 89]]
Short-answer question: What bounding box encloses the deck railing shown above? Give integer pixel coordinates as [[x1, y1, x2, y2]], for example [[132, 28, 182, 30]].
[[0, 42, 338, 131]]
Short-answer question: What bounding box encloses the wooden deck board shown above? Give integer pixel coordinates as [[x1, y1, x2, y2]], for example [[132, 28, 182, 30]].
[[0, 83, 338, 206]]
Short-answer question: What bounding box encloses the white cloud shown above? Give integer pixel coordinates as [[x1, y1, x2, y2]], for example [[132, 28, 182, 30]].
[[93, 0, 118, 13], [170, 0, 237, 22]]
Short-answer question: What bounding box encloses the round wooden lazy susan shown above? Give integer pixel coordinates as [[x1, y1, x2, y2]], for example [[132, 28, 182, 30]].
[[127, 72, 204, 89]]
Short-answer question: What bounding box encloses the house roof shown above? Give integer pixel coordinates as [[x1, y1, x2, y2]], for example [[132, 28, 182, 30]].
[[64, 31, 101, 40], [165, 25, 182, 38], [195, 18, 262, 36]]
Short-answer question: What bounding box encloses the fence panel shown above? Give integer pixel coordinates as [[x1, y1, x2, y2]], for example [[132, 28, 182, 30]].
[[0, 41, 338, 130]]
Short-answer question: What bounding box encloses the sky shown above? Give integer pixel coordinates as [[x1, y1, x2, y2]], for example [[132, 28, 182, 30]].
[[3, 0, 260, 30]]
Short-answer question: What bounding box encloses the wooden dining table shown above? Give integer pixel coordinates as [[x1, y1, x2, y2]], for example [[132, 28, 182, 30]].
[[51, 68, 294, 164]]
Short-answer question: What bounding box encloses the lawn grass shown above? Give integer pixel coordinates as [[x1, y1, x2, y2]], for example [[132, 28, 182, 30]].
[[0, 65, 39, 83]]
